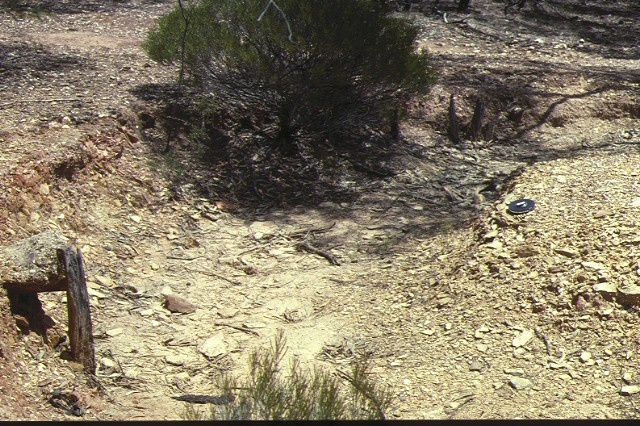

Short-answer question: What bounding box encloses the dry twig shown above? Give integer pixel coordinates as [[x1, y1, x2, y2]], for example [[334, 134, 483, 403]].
[[296, 241, 340, 266]]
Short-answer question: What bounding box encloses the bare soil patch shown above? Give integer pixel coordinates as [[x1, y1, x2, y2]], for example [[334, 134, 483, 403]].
[[1, 0, 640, 420]]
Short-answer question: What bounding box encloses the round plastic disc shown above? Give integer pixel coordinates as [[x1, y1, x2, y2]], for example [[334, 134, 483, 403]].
[[508, 199, 535, 214]]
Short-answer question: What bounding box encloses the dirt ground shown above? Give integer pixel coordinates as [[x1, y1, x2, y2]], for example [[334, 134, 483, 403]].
[[1, 0, 640, 420]]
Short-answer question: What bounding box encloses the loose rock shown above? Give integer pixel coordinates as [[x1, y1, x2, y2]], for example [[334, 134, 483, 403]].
[[620, 386, 640, 396], [164, 294, 197, 314], [509, 376, 532, 390], [469, 358, 484, 372], [512, 329, 534, 348], [198, 332, 228, 359], [554, 247, 579, 258]]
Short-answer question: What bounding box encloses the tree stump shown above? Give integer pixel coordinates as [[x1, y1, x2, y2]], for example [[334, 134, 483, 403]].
[[1, 231, 96, 374], [470, 98, 485, 141]]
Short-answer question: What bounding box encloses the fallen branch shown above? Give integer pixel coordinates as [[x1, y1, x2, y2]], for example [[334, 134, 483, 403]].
[[296, 241, 340, 266], [534, 326, 552, 356]]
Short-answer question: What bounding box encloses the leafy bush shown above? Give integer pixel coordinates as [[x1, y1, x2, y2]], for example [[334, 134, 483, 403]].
[[183, 331, 392, 420], [145, 0, 435, 155]]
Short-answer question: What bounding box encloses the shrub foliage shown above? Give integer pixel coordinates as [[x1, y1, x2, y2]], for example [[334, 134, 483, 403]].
[[183, 330, 392, 420], [145, 0, 435, 155]]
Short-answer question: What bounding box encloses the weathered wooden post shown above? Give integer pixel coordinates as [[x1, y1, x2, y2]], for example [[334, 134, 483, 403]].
[[470, 98, 485, 141], [1, 230, 96, 374], [58, 246, 95, 375]]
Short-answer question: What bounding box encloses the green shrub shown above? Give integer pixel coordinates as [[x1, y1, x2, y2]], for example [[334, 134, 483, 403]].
[[145, 0, 435, 155], [183, 330, 392, 420]]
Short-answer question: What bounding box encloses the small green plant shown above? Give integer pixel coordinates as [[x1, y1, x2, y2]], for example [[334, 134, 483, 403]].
[[186, 330, 392, 420]]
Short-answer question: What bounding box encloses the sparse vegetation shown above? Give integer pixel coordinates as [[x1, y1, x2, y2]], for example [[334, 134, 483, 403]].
[[182, 331, 392, 420]]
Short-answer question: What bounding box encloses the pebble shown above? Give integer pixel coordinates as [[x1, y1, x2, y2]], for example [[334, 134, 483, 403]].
[[95, 274, 116, 288], [593, 282, 617, 294], [512, 329, 533, 347], [87, 288, 106, 299], [469, 358, 484, 372], [509, 376, 532, 390], [198, 332, 228, 359], [39, 183, 50, 195], [438, 297, 452, 307], [593, 210, 610, 219], [165, 355, 185, 366], [554, 247, 579, 258], [217, 307, 239, 319], [620, 385, 640, 396], [474, 325, 490, 339], [623, 372, 633, 384], [580, 351, 592, 362], [164, 294, 197, 314], [582, 261, 606, 271], [106, 328, 123, 337], [484, 240, 503, 250]]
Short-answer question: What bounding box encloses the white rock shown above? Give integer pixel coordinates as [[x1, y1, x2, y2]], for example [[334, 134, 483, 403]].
[[198, 332, 228, 359], [581, 261, 606, 271], [95, 275, 116, 288], [87, 288, 106, 299], [512, 329, 534, 347], [484, 240, 503, 250], [593, 283, 617, 293], [165, 355, 185, 366], [249, 221, 279, 240], [509, 376, 532, 390], [621, 385, 640, 395], [217, 307, 238, 319], [476, 344, 488, 353], [100, 358, 117, 369]]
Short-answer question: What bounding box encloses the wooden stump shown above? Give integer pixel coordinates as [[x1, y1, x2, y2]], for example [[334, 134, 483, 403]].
[[58, 247, 95, 375], [470, 98, 485, 141]]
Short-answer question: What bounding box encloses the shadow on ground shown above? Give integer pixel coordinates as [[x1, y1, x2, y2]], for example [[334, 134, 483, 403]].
[[125, 0, 640, 257]]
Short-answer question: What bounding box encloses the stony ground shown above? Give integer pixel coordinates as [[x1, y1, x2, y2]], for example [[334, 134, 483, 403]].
[[1, 0, 640, 420]]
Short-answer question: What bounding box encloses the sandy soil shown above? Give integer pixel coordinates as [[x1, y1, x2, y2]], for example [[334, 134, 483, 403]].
[[1, 0, 639, 420]]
